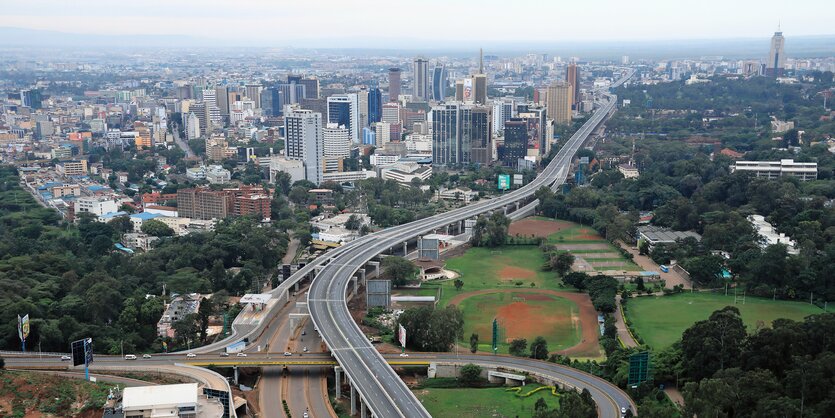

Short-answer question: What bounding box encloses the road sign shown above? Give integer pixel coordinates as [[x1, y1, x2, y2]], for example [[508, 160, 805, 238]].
[[398, 324, 407, 347], [628, 351, 651, 386], [492, 318, 498, 353], [498, 174, 510, 191]]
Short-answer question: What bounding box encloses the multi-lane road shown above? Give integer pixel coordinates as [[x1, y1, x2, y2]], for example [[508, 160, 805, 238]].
[[307, 71, 634, 417]]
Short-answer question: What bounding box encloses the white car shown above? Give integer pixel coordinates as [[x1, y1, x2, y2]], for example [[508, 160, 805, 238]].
[[219, 352, 230, 357], [60, 355, 71, 361], [621, 407, 628, 417], [186, 353, 197, 358], [303, 347, 308, 353], [124, 354, 137, 360], [236, 352, 247, 357], [283, 352, 292, 356], [142, 354, 152, 359], [399, 353, 409, 357]]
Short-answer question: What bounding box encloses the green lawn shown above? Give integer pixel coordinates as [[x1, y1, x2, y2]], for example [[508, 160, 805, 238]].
[[627, 292, 825, 349], [457, 291, 582, 353], [543, 222, 642, 271], [440, 246, 568, 306], [415, 383, 560, 418]]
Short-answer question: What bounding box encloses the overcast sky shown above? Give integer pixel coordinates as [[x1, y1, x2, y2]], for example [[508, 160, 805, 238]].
[[2, 0, 832, 45]]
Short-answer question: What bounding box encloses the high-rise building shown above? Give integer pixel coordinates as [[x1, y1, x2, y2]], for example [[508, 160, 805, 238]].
[[323, 123, 351, 159], [215, 86, 229, 116], [413, 58, 430, 101], [455, 80, 464, 101], [766, 29, 786, 77], [177, 188, 234, 220], [327, 94, 360, 143], [432, 64, 448, 102], [565, 63, 580, 108], [546, 81, 572, 124], [357, 87, 369, 128], [381, 102, 401, 125], [190, 102, 210, 135], [134, 122, 153, 149], [284, 108, 324, 185], [184, 112, 200, 139], [299, 78, 320, 99], [472, 48, 488, 104], [388, 68, 402, 102], [260, 87, 282, 117], [277, 84, 306, 109], [368, 88, 383, 124], [373, 122, 391, 148], [517, 106, 549, 156], [432, 104, 460, 166], [465, 106, 493, 165], [20, 89, 43, 109], [502, 118, 528, 167], [245, 84, 262, 108]]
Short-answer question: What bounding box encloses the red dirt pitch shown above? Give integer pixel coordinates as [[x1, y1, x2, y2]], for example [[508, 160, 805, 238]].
[[448, 289, 601, 357], [508, 218, 573, 238]]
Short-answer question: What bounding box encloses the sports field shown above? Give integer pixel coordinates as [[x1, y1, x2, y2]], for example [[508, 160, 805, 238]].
[[545, 223, 641, 272], [414, 383, 560, 418], [455, 291, 582, 353], [626, 292, 825, 349]]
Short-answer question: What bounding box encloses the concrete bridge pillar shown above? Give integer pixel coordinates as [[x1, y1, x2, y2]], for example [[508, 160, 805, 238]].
[[361, 399, 368, 418], [350, 383, 357, 415], [367, 261, 380, 278], [516, 201, 520, 210], [351, 276, 358, 296], [359, 269, 366, 287], [402, 241, 407, 256], [233, 366, 239, 385], [334, 367, 342, 399], [447, 224, 452, 234], [294, 282, 300, 292]]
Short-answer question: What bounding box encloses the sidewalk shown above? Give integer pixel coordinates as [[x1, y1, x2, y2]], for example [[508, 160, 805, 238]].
[[616, 241, 692, 289], [615, 295, 639, 348]]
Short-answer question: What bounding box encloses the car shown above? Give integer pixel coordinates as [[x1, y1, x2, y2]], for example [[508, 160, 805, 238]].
[[60, 355, 71, 361], [303, 347, 308, 353], [283, 352, 292, 356], [124, 354, 137, 360], [142, 354, 152, 359], [219, 352, 230, 357], [302, 330, 306, 336], [399, 353, 409, 357], [621, 407, 628, 417], [236, 352, 247, 357], [314, 326, 318, 332], [303, 410, 309, 418], [186, 353, 197, 358]]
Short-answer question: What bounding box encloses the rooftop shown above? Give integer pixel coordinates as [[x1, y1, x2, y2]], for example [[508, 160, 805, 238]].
[[122, 383, 198, 409]]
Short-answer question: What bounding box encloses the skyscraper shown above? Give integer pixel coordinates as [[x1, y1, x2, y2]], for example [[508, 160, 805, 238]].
[[299, 78, 320, 99], [284, 108, 323, 185], [502, 118, 528, 167], [565, 63, 581, 108], [368, 88, 383, 124], [245, 84, 262, 108], [323, 123, 351, 174], [19, 89, 43, 109], [388, 68, 402, 102], [413, 58, 430, 101], [766, 29, 786, 77], [472, 48, 488, 104], [466, 106, 493, 165], [432, 104, 461, 166], [546, 81, 572, 124], [357, 87, 369, 128], [432, 64, 448, 102], [215, 86, 229, 116], [327, 94, 360, 143]]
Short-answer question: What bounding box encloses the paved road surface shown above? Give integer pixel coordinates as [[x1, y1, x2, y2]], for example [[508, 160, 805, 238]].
[[615, 295, 639, 348]]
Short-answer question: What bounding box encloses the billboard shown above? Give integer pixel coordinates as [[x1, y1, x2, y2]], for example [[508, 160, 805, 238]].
[[463, 78, 473, 102], [225, 340, 247, 354], [71, 338, 93, 367], [513, 174, 523, 186], [398, 324, 407, 347], [498, 174, 511, 190]]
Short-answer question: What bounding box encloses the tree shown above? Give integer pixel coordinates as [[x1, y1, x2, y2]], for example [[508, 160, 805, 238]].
[[534, 397, 548, 412], [530, 336, 549, 359], [635, 276, 645, 291], [469, 333, 479, 353], [141, 219, 175, 237], [547, 251, 575, 276], [197, 296, 215, 342], [454, 279, 464, 291], [397, 305, 464, 352], [345, 214, 362, 231], [382, 256, 419, 287], [683, 255, 725, 286], [459, 363, 483, 386], [509, 338, 528, 357], [563, 272, 589, 290], [108, 216, 133, 234], [681, 306, 746, 380]]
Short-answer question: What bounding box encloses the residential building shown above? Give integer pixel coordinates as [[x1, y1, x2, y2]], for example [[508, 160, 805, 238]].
[[122, 233, 158, 252], [74, 196, 120, 218], [323, 123, 351, 159], [176, 188, 233, 220], [618, 164, 640, 179], [284, 108, 324, 185], [130, 211, 163, 231], [51, 184, 81, 197], [235, 193, 271, 220], [55, 160, 88, 176], [157, 294, 203, 338], [730, 159, 817, 181], [205, 165, 231, 184], [748, 214, 799, 255]]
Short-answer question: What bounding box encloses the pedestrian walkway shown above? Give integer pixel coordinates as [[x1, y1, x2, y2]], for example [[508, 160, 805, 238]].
[[615, 295, 639, 348]]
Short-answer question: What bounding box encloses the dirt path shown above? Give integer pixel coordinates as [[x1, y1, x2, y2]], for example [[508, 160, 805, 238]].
[[448, 289, 601, 357], [615, 295, 639, 348], [616, 240, 692, 289]]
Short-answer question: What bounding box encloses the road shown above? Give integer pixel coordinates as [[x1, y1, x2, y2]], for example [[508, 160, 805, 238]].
[[172, 124, 195, 158], [307, 70, 635, 417]]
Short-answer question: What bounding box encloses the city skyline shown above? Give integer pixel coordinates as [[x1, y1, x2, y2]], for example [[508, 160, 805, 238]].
[[2, 0, 834, 48]]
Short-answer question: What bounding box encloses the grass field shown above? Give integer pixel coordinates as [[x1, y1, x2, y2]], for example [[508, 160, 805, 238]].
[[545, 223, 642, 272], [414, 383, 560, 418], [457, 291, 582, 353], [627, 292, 825, 349], [439, 246, 567, 306]]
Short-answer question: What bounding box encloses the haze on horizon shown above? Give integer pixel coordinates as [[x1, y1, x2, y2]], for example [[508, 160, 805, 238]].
[[2, 0, 834, 48]]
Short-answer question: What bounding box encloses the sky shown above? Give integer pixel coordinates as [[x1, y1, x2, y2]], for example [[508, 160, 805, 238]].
[[1, 0, 833, 47]]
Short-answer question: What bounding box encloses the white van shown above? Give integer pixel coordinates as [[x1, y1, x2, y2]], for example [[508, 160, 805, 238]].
[[124, 354, 137, 360]]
